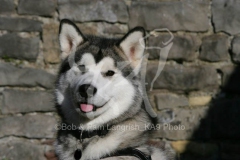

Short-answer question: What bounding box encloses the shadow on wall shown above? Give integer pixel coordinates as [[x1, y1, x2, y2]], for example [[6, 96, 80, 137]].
[[180, 66, 240, 160]]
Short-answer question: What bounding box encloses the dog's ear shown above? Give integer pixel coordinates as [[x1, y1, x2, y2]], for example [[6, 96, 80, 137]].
[[59, 19, 86, 59], [118, 27, 146, 74]]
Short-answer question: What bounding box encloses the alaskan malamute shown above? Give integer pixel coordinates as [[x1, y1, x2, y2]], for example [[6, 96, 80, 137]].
[[54, 19, 175, 160]]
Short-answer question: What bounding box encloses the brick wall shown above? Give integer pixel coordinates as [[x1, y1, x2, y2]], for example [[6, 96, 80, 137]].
[[0, 0, 240, 159]]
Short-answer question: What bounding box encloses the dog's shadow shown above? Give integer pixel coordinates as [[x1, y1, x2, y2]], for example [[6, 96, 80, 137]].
[[179, 65, 240, 160]]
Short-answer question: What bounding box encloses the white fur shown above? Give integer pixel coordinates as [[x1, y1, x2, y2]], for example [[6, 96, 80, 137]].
[[82, 120, 146, 160], [55, 89, 64, 105], [120, 31, 145, 74], [76, 56, 135, 129], [151, 147, 167, 160], [83, 81, 135, 130], [81, 135, 121, 159], [79, 53, 96, 66], [59, 23, 84, 59], [56, 53, 136, 129]]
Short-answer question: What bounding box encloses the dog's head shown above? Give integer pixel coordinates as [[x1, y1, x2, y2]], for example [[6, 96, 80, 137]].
[[56, 19, 146, 129]]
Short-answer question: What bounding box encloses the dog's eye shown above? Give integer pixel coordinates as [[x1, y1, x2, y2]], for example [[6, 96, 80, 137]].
[[78, 65, 86, 72], [105, 70, 115, 77]]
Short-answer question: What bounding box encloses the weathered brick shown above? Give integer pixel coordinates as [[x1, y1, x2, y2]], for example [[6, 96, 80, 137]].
[[2, 89, 54, 114], [58, 0, 128, 23], [0, 17, 42, 32], [129, 1, 209, 31], [0, 137, 46, 160], [155, 93, 188, 110], [156, 107, 210, 140], [77, 22, 128, 36], [43, 23, 60, 63], [0, 114, 57, 138], [0, 62, 55, 89], [148, 34, 201, 60], [212, 0, 240, 35], [199, 34, 229, 62], [18, 0, 56, 16], [0, 33, 39, 60], [219, 65, 240, 93], [232, 36, 240, 63], [189, 96, 212, 106], [0, 94, 2, 113], [146, 64, 218, 91], [0, 0, 15, 13]]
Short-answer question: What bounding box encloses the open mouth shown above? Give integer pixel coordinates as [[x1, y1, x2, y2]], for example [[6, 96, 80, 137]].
[[79, 103, 97, 113], [78, 102, 107, 113], [77, 96, 111, 113]]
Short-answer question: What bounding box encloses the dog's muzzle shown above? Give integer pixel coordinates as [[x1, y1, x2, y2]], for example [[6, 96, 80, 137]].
[[76, 84, 98, 113], [78, 84, 97, 99]]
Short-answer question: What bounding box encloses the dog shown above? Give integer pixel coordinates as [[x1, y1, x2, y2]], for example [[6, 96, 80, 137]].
[[54, 19, 175, 160]]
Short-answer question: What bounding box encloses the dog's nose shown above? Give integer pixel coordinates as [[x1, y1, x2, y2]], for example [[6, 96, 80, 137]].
[[78, 84, 97, 98]]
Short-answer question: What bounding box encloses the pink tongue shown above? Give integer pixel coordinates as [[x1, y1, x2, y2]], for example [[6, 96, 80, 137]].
[[80, 104, 94, 112]]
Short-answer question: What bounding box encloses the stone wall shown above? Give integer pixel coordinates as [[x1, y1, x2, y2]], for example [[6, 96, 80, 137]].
[[0, 0, 240, 159]]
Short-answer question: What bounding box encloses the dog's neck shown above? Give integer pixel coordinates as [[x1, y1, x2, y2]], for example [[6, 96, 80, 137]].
[[71, 125, 109, 141], [70, 125, 152, 160]]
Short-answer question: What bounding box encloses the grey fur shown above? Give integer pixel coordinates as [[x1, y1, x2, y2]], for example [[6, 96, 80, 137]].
[[55, 19, 175, 160]]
